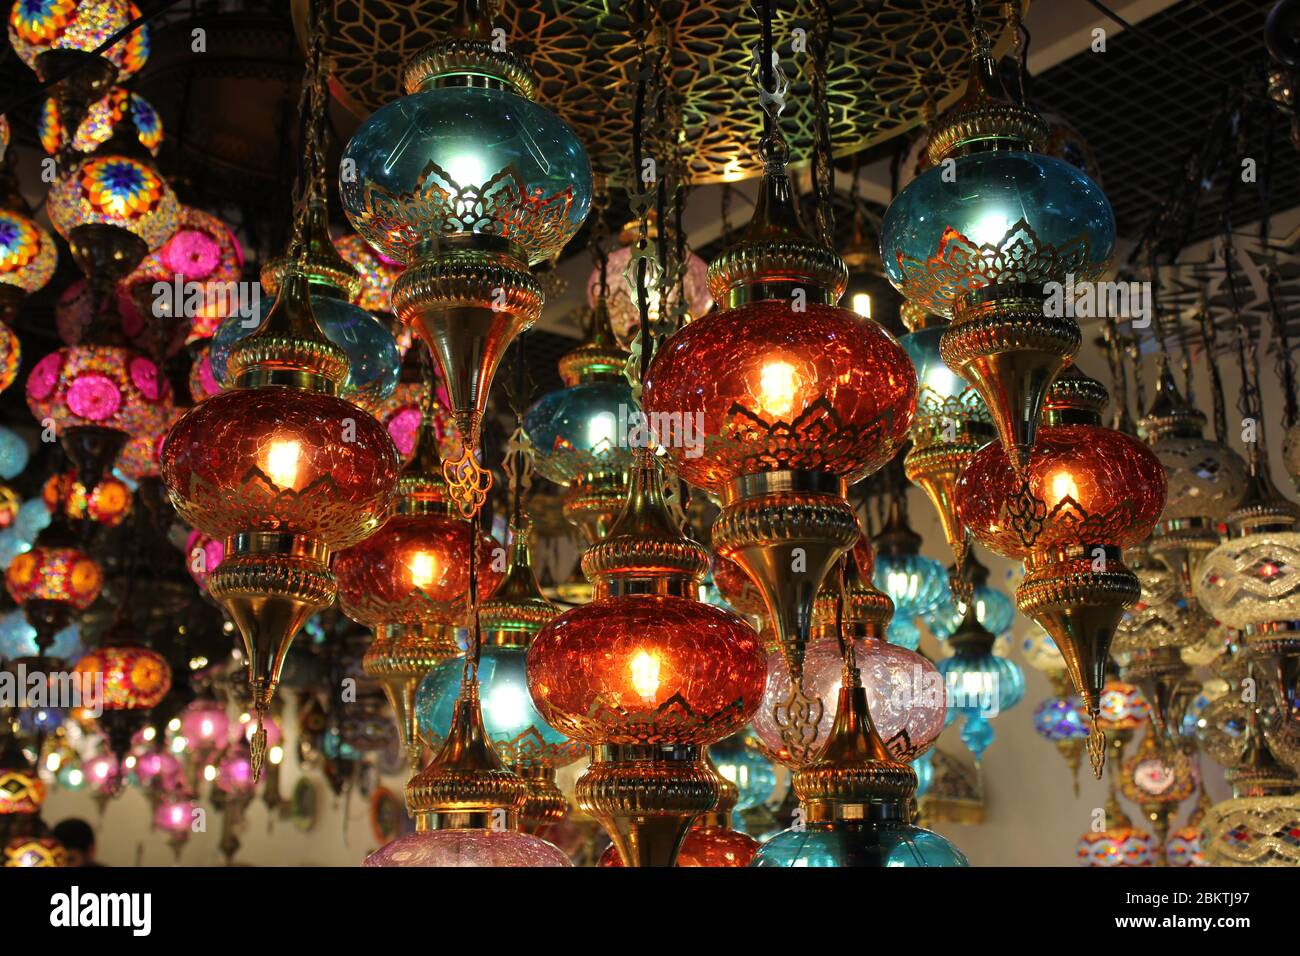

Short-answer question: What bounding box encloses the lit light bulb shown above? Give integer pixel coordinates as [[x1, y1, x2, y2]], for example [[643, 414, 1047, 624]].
[[850, 292, 872, 318], [142, 726, 156, 742], [203, 764, 217, 782], [124, 755, 137, 770], [629, 650, 661, 702], [1048, 470, 1080, 509], [269, 745, 284, 766], [168, 718, 182, 732], [758, 360, 801, 419], [264, 440, 301, 489], [969, 211, 1012, 246], [66, 769, 83, 787], [45, 752, 61, 772], [485, 682, 528, 733], [445, 152, 488, 187], [409, 551, 438, 590], [170, 737, 186, 753], [587, 410, 618, 451]]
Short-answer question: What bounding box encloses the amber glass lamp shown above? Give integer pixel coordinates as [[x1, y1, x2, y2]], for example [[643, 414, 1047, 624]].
[[162, 263, 400, 778], [644, 132, 914, 767], [528, 452, 766, 866], [333, 407, 499, 772], [957, 367, 1166, 774]]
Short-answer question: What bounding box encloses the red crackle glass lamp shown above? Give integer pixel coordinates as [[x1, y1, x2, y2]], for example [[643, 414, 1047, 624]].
[[333, 409, 501, 772], [527, 452, 766, 866], [4, 514, 102, 662], [956, 366, 1166, 775], [161, 260, 400, 780], [643, 134, 915, 766]]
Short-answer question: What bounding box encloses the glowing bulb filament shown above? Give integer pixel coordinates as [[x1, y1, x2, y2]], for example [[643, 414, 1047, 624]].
[[264, 440, 301, 489], [758, 360, 801, 419], [1049, 471, 1079, 508], [629, 651, 661, 701], [409, 551, 438, 590]]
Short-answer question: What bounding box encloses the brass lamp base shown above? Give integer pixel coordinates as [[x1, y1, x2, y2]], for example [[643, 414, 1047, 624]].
[[577, 744, 719, 868], [517, 765, 570, 829], [1120, 645, 1198, 746], [208, 533, 337, 781], [563, 472, 630, 545], [1148, 516, 1220, 600], [940, 286, 1080, 471], [364, 624, 460, 775], [1017, 549, 1139, 777], [713, 471, 859, 765]]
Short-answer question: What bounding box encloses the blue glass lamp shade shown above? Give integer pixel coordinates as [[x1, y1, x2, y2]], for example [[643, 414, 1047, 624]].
[[209, 295, 400, 405], [930, 583, 1015, 640], [522, 380, 636, 486], [752, 822, 968, 867], [0, 426, 29, 480], [874, 552, 948, 639], [0, 609, 80, 660], [18, 706, 63, 734], [936, 651, 1024, 759], [709, 735, 777, 813], [1033, 695, 1090, 742], [880, 152, 1115, 316], [416, 644, 577, 768], [14, 498, 50, 543], [340, 85, 592, 267], [887, 617, 922, 651], [913, 750, 934, 798], [899, 325, 988, 427]]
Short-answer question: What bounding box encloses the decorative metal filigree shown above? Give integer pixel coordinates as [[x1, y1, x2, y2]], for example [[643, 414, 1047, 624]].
[[349, 161, 577, 266], [697, 396, 904, 485], [1202, 796, 1300, 866], [443, 447, 492, 520], [305, 0, 1018, 184], [546, 691, 751, 747], [896, 219, 1097, 317], [1005, 478, 1149, 554]]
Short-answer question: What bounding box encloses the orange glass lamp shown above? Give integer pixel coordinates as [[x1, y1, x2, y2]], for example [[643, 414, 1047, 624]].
[[957, 367, 1166, 775], [334, 413, 501, 773], [644, 138, 915, 767], [161, 264, 400, 779], [4, 516, 102, 663], [527, 452, 766, 866]]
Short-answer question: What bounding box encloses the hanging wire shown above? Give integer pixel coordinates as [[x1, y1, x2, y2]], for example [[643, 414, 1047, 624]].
[[1197, 287, 1230, 445], [810, 0, 835, 247]]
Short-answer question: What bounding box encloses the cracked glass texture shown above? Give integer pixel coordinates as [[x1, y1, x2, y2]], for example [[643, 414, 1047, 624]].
[[600, 825, 759, 867], [160, 386, 399, 547], [752, 822, 968, 867], [750, 637, 945, 766], [362, 829, 571, 867], [334, 514, 500, 627], [881, 151, 1114, 316], [340, 85, 592, 266], [1193, 530, 1300, 630], [957, 424, 1166, 559], [527, 594, 765, 745], [643, 300, 917, 492], [588, 244, 712, 349], [1149, 435, 1247, 522]]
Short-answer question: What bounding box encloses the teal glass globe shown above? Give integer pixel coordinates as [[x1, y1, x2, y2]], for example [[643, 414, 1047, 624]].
[[14, 498, 50, 542], [340, 85, 591, 266], [937, 650, 1024, 759], [523, 381, 636, 487], [210, 295, 400, 405], [0, 425, 28, 480], [0, 608, 80, 659], [416, 644, 574, 766], [959, 713, 996, 759], [709, 735, 776, 812], [931, 584, 1016, 639], [874, 552, 948, 631], [900, 325, 986, 422], [913, 750, 934, 798], [880, 152, 1115, 316], [887, 617, 922, 651], [752, 822, 969, 867]]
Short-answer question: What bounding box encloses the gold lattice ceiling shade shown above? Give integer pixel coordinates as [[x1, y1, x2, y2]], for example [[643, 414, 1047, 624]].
[[298, 0, 1021, 185]]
